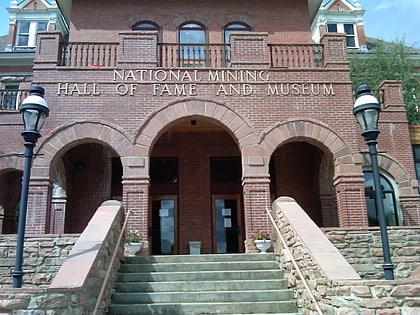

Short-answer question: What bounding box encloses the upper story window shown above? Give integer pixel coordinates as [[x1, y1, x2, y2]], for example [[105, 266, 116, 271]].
[[178, 22, 206, 67], [223, 22, 251, 44], [15, 21, 48, 49], [326, 23, 357, 48], [132, 21, 160, 31]]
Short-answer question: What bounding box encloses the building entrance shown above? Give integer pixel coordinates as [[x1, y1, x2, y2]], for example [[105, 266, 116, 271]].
[[149, 118, 244, 254], [213, 194, 242, 253]]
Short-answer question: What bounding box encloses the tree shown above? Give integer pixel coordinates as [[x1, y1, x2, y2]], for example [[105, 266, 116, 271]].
[[349, 40, 420, 124]]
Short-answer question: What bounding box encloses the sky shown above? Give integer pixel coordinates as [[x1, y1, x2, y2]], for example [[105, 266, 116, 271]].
[[0, 0, 418, 48]]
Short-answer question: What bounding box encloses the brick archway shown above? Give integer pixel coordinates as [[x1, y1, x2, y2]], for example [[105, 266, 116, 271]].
[[35, 121, 133, 175], [259, 119, 367, 227], [135, 98, 257, 155], [362, 153, 420, 225]]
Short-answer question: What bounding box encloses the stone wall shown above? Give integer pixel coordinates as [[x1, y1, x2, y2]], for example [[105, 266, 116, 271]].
[[0, 201, 124, 314], [272, 197, 420, 315], [323, 227, 420, 280], [0, 235, 78, 288]]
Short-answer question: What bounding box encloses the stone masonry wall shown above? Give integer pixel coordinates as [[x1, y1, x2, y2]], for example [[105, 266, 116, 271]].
[[272, 201, 420, 315], [323, 227, 420, 280], [0, 235, 78, 288], [0, 201, 124, 314]]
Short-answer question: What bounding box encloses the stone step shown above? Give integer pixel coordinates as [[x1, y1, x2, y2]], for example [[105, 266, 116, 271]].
[[124, 253, 276, 264], [108, 301, 298, 315], [110, 253, 298, 314], [119, 260, 279, 273], [115, 279, 288, 292], [117, 269, 284, 282], [111, 289, 294, 304]]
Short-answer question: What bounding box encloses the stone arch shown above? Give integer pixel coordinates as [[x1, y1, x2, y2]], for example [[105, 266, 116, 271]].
[[135, 98, 257, 156], [362, 153, 417, 196], [34, 120, 133, 176], [0, 154, 23, 172], [259, 119, 354, 166]]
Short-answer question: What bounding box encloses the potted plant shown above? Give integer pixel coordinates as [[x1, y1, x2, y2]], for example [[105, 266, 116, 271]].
[[124, 230, 142, 256], [251, 230, 272, 253]]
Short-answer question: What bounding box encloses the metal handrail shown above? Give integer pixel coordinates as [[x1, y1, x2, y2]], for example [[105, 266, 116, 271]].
[[92, 209, 131, 315], [265, 207, 323, 315]]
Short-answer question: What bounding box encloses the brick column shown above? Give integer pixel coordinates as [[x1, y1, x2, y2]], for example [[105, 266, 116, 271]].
[[26, 178, 53, 234], [230, 32, 270, 68], [379, 80, 420, 225], [242, 176, 271, 252], [33, 31, 62, 69], [319, 193, 339, 227], [333, 164, 368, 227], [49, 184, 67, 234], [118, 31, 159, 68], [121, 156, 150, 253], [320, 33, 349, 69]]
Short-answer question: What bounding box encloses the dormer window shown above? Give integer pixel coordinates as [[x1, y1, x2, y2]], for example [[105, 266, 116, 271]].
[[15, 21, 48, 49]]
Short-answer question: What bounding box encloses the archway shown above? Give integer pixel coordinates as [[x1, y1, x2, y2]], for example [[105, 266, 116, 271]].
[[0, 169, 22, 233], [149, 116, 243, 254]]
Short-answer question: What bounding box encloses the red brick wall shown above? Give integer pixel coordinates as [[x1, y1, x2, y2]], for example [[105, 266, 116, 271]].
[[69, 0, 312, 44]]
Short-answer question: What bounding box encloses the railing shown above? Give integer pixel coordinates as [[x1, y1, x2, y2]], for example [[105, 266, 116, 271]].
[[92, 209, 131, 315], [57, 41, 324, 69], [269, 44, 324, 68], [265, 207, 323, 315], [60, 42, 118, 67], [0, 89, 29, 111], [159, 43, 229, 68]]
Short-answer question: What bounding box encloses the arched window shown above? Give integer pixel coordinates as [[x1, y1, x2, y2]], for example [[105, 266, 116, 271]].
[[223, 22, 251, 66], [363, 171, 400, 226], [223, 22, 251, 44], [132, 21, 160, 31], [178, 22, 206, 67]]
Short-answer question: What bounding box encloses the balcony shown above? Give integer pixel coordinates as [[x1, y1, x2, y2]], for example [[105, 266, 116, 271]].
[[0, 89, 29, 111], [58, 42, 324, 69]]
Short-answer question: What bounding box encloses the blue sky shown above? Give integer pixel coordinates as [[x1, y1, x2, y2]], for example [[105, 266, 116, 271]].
[[0, 1, 419, 48]]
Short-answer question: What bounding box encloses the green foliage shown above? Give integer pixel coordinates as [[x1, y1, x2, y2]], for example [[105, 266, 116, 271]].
[[349, 40, 420, 124]]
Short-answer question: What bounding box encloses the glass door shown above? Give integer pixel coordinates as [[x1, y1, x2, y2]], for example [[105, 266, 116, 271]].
[[213, 195, 242, 253], [150, 196, 177, 254]]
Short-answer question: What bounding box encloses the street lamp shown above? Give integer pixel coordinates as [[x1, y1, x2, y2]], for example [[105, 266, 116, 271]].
[[353, 83, 394, 280], [12, 84, 49, 288]]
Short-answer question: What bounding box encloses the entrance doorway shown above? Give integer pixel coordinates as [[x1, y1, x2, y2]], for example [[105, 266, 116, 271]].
[[213, 194, 242, 253], [150, 195, 177, 254]]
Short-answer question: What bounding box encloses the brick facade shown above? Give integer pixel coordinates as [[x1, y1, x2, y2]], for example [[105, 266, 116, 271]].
[[0, 0, 419, 254]]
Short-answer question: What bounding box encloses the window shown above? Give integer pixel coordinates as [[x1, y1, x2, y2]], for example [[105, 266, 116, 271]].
[[223, 22, 251, 44], [1, 84, 19, 110], [132, 21, 159, 31], [15, 21, 48, 49], [412, 145, 420, 191], [326, 23, 357, 48], [178, 22, 206, 67], [363, 171, 400, 226], [223, 22, 251, 66]]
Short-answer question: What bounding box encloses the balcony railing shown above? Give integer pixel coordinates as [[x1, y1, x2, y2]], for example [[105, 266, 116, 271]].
[[0, 89, 29, 111], [61, 42, 119, 67], [269, 44, 324, 68], [58, 42, 324, 69], [159, 44, 229, 68]]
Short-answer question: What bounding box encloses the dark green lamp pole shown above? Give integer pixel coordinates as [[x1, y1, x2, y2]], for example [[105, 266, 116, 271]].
[[353, 83, 394, 280], [12, 85, 49, 288]]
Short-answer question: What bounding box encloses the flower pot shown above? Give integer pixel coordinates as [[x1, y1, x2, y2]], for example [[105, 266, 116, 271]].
[[254, 239, 272, 253], [124, 242, 142, 256]]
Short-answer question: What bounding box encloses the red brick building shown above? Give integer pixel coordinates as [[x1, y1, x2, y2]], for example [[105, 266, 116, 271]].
[[1, 0, 419, 254]]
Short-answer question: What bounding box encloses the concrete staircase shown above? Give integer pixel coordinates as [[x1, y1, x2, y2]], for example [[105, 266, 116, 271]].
[[108, 253, 299, 315]]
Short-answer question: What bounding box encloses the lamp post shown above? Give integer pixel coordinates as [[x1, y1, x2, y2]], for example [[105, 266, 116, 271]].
[[353, 83, 394, 280], [12, 84, 49, 288]]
